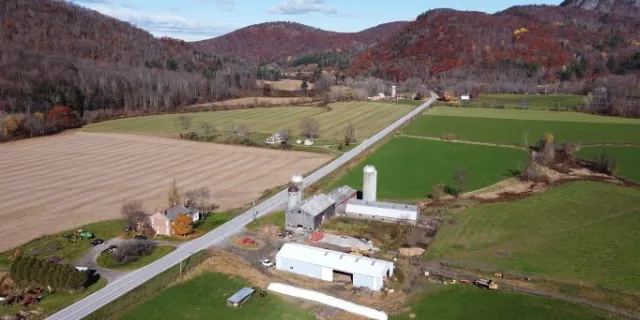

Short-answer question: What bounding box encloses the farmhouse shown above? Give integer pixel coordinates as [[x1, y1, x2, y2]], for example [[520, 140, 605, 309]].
[[275, 243, 394, 291], [344, 199, 419, 225], [148, 202, 201, 236], [265, 132, 284, 144]]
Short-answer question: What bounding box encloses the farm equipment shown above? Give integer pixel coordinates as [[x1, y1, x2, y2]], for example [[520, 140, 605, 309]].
[[63, 230, 95, 241], [473, 279, 498, 290], [241, 237, 255, 245]]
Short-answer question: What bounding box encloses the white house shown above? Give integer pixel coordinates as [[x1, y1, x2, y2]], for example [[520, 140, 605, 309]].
[[304, 139, 314, 146], [275, 243, 394, 291], [461, 94, 471, 101], [266, 132, 284, 144]]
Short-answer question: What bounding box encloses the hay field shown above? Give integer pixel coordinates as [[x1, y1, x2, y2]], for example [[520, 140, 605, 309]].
[[406, 107, 640, 145], [0, 132, 329, 252], [426, 181, 640, 293], [576, 146, 640, 182], [191, 97, 313, 109], [84, 102, 413, 142]]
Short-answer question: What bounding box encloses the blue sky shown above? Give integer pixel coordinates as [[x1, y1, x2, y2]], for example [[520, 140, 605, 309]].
[[71, 0, 562, 41]]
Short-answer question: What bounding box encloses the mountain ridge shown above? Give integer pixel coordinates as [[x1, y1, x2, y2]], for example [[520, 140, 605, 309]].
[[191, 21, 410, 64]]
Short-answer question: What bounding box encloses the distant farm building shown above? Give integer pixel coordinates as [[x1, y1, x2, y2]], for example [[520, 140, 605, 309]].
[[460, 94, 471, 101], [275, 243, 394, 291], [265, 133, 284, 144]]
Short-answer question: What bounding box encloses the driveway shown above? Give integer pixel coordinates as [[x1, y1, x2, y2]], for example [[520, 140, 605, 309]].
[[74, 237, 184, 282]]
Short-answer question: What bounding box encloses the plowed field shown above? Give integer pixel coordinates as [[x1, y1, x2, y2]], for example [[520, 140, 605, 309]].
[[0, 132, 329, 251]]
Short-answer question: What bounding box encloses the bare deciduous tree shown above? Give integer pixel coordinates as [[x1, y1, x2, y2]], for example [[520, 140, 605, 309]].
[[199, 122, 216, 139], [314, 75, 335, 92], [279, 128, 292, 142], [167, 179, 182, 207], [178, 115, 192, 132], [121, 200, 145, 230], [185, 187, 212, 213], [300, 118, 320, 139], [452, 169, 468, 197], [232, 123, 251, 141], [344, 122, 357, 145]]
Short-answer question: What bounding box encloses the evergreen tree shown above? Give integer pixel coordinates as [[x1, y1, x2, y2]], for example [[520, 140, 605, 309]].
[[19, 257, 36, 284], [29, 259, 44, 284], [36, 261, 51, 285], [10, 255, 24, 283], [44, 264, 57, 287], [52, 264, 64, 289]]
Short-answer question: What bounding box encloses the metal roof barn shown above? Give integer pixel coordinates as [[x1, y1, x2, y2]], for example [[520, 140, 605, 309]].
[[345, 199, 419, 224], [226, 287, 255, 307], [275, 243, 394, 291]]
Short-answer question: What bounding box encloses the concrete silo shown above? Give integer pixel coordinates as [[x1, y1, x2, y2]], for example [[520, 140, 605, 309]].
[[287, 175, 304, 209], [362, 165, 377, 202], [392, 85, 396, 99]]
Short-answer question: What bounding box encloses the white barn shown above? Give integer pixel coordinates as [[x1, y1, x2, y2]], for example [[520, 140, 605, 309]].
[[275, 243, 394, 291], [344, 199, 419, 225]]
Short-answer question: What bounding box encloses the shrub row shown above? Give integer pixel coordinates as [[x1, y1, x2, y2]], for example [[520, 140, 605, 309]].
[[10, 256, 90, 291]]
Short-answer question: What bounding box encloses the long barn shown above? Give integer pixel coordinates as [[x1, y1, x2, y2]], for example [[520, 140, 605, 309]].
[[275, 243, 394, 291]]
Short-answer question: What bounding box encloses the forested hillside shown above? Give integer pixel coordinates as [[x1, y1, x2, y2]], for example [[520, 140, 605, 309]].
[[192, 21, 409, 65], [560, 0, 640, 18], [350, 6, 640, 82], [0, 0, 255, 140]]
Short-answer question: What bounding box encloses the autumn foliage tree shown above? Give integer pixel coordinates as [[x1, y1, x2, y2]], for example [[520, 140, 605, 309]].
[[171, 214, 194, 236], [47, 105, 75, 129]]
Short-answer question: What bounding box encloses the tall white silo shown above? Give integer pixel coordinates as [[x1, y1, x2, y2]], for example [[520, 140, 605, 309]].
[[363, 165, 377, 202], [392, 85, 397, 98], [287, 175, 303, 209]]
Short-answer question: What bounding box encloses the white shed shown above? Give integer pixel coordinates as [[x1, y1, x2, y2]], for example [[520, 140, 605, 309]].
[[344, 199, 418, 225], [275, 243, 394, 291]]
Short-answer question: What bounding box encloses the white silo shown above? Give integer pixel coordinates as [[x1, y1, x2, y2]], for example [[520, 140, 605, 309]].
[[391, 85, 397, 98], [287, 175, 304, 209], [363, 165, 377, 202]]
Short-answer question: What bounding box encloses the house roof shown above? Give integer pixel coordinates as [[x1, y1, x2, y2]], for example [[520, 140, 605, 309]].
[[227, 287, 255, 304], [276, 243, 393, 277], [298, 194, 335, 217], [328, 186, 357, 204], [164, 203, 199, 221]]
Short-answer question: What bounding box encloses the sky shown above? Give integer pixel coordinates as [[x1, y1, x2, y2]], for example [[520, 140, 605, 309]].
[[71, 0, 563, 41]]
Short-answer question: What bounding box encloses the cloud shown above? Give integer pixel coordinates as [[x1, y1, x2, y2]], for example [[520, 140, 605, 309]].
[[119, 2, 140, 9], [87, 5, 233, 41], [270, 0, 337, 15]]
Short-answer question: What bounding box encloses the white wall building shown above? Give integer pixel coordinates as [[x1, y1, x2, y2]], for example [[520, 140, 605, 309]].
[[344, 199, 419, 225], [275, 243, 394, 291]]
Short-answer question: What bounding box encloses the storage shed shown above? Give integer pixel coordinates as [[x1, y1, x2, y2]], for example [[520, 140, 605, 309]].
[[344, 199, 419, 225], [226, 287, 255, 307], [275, 243, 394, 291]]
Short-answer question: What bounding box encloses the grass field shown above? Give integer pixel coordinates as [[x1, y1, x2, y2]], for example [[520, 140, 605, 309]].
[[119, 272, 312, 320], [246, 211, 285, 231], [392, 286, 614, 320], [330, 137, 528, 200], [474, 94, 585, 111], [426, 181, 640, 293], [97, 246, 175, 270], [84, 102, 413, 142], [406, 108, 640, 146], [576, 146, 640, 182], [0, 220, 126, 269]]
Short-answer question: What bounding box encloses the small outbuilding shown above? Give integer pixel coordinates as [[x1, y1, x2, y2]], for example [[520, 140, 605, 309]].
[[227, 287, 255, 307], [344, 199, 419, 225], [275, 243, 394, 291], [328, 186, 357, 214]]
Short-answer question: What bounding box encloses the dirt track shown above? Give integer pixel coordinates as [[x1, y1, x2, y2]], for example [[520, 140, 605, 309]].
[[0, 132, 329, 252]]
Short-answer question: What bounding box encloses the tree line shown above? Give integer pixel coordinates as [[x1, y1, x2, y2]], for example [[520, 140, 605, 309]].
[[10, 256, 92, 291]]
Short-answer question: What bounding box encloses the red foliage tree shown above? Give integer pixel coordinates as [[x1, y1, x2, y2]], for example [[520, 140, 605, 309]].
[[47, 105, 75, 129]]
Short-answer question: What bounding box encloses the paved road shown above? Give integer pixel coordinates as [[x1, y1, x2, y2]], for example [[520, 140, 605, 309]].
[[47, 93, 437, 320]]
